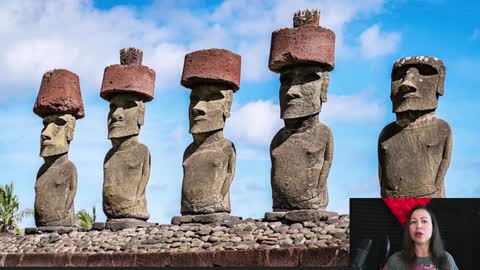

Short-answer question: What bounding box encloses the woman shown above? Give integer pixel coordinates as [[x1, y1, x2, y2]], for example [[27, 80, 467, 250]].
[[383, 204, 458, 270]]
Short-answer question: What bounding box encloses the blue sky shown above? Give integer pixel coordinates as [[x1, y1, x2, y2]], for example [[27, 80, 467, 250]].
[[0, 0, 478, 228]]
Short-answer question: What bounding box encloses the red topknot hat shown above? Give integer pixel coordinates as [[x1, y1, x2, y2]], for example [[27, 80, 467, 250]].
[[100, 47, 156, 102], [181, 48, 241, 91], [33, 69, 85, 119], [269, 9, 335, 73]]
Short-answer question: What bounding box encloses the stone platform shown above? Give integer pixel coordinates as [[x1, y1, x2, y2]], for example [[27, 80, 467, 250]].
[[0, 214, 349, 267]]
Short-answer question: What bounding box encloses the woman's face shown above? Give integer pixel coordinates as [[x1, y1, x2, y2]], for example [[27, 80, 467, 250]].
[[408, 209, 433, 246]]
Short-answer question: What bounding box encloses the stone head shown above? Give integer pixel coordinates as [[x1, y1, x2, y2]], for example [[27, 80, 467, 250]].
[[107, 93, 145, 139], [280, 65, 329, 119], [189, 84, 233, 134], [40, 114, 76, 157], [391, 56, 445, 113]]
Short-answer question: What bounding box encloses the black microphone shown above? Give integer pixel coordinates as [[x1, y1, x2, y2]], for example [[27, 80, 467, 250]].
[[351, 238, 373, 270]]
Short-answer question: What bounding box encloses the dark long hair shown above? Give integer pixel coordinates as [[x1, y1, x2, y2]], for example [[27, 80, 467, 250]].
[[401, 204, 449, 269]]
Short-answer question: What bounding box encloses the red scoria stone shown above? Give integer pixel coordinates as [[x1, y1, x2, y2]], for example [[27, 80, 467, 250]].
[[33, 69, 85, 119], [181, 48, 241, 91], [268, 25, 335, 72], [100, 64, 156, 101]]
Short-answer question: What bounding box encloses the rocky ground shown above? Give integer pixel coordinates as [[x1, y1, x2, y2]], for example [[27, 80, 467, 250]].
[[0, 215, 349, 254]]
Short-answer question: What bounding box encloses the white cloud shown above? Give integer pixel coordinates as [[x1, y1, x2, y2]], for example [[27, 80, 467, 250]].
[[0, 0, 389, 100], [226, 89, 386, 146], [0, 0, 175, 96], [322, 90, 385, 123], [359, 24, 400, 59], [226, 100, 282, 145]]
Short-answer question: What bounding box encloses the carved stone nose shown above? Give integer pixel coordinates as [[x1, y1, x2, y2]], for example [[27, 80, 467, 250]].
[[286, 87, 302, 99], [399, 82, 417, 94], [41, 134, 51, 141], [192, 102, 206, 117], [112, 109, 124, 121]]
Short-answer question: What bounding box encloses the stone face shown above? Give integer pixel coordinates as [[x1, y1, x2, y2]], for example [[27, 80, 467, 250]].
[[180, 49, 240, 216], [101, 48, 154, 221], [188, 85, 233, 134], [181, 49, 241, 91], [379, 56, 452, 198], [269, 10, 335, 73], [391, 56, 445, 114], [34, 69, 85, 119]]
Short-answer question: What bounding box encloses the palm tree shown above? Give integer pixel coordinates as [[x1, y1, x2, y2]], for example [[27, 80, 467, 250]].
[[0, 182, 33, 233], [76, 206, 96, 230]]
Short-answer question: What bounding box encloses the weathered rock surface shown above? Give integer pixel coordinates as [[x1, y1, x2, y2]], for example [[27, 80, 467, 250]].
[[0, 215, 349, 254], [101, 48, 155, 221], [268, 10, 335, 210], [180, 48, 240, 216], [379, 56, 451, 197], [181, 49, 241, 91], [34, 69, 85, 119]]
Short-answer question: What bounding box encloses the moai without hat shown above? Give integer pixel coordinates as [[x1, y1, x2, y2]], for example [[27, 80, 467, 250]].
[[265, 9, 337, 222], [32, 69, 84, 232], [100, 48, 156, 230], [378, 56, 452, 198], [171, 49, 241, 225]]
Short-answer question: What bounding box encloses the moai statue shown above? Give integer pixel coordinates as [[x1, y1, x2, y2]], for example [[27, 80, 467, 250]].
[[100, 48, 156, 229], [265, 9, 337, 222], [33, 69, 84, 231], [171, 49, 241, 225], [379, 56, 452, 198]]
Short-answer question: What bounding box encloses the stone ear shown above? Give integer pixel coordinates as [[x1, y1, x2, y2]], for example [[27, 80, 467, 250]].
[[137, 101, 145, 126], [222, 90, 233, 119], [66, 116, 76, 142], [320, 72, 329, 102], [436, 65, 445, 96]]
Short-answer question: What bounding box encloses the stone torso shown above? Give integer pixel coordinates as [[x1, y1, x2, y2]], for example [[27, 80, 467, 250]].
[[103, 143, 150, 220], [379, 117, 452, 197], [181, 138, 235, 214], [35, 160, 77, 227], [271, 122, 332, 210]]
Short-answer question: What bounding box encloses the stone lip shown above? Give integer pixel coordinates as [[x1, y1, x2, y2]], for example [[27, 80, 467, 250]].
[[181, 48, 241, 91], [33, 69, 85, 119], [269, 25, 335, 73], [100, 64, 156, 102]]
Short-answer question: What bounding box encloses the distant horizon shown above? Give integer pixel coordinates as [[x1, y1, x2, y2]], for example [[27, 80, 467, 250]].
[[0, 0, 478, 229]]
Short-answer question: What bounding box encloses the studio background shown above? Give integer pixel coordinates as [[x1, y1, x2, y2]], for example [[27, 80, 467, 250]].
[[350, 198, 480, 270]]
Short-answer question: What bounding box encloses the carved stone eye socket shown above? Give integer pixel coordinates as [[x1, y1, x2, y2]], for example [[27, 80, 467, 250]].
[[303, 73, 320, 83], [54, 118, 67, 126], [392, 64, 438, 81], [280, 74, 291, 85]]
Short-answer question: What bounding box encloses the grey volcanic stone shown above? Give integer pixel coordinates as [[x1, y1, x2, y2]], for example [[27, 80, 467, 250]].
[[379, 56, 451, 198]]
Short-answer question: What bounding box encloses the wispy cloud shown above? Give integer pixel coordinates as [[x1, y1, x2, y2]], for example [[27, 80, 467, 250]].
[[0, 0, 388, 100], [226, 89, 386, 146], [359, 24, 401, 59]]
